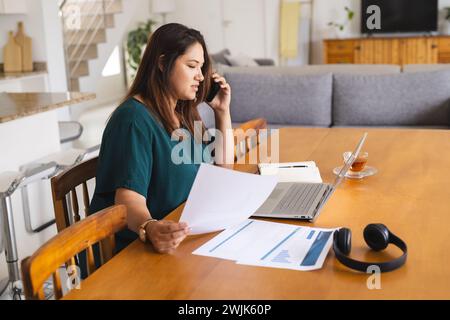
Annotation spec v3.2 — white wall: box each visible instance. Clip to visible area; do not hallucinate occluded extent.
[161,0,224,53]
[165,0,281,62]
[222,0,266,57]
[40,0,68,92]
[264,0,281,65]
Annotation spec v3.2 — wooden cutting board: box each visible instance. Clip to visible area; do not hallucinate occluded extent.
[15,22,33,72]
[3,31,22,73]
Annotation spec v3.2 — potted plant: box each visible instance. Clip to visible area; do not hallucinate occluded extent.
[328,6,354,39]
[124,19,156,87]
[443,7,450,35]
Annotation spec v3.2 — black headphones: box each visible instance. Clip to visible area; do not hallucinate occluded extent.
[333,224,407,273]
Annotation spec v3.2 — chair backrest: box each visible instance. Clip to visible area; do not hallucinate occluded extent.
[21,205,127,300]
[234,118,268,161]
[51,156,98,232]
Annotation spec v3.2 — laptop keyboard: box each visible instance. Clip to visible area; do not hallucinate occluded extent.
[274,184,323,213]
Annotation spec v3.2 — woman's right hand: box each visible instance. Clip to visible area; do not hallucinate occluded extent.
[114,188,190,254]
[146,220,190,254]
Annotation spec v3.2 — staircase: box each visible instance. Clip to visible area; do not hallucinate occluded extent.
[60,0,123,91]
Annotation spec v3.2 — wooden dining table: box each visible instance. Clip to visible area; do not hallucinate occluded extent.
[64,127,450,300]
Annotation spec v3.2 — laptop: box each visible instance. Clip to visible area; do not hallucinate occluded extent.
[252,132,368,222]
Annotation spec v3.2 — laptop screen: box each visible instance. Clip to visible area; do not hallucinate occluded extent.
[331,132,368,189]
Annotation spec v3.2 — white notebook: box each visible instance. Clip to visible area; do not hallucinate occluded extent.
[258,161,323,183]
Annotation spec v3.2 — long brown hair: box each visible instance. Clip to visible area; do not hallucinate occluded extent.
[122,23,212,138]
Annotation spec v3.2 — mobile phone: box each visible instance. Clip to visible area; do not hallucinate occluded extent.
[205,79,221,102]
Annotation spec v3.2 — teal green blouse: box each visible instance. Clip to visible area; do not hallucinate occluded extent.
[90,98,213,250]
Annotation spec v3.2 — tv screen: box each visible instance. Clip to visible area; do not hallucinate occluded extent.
[361,0,438,34]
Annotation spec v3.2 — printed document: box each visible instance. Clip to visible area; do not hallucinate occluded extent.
[180,164,278,235]
[193,219,336,271]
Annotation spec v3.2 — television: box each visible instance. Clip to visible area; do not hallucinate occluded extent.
[361,0,438,34]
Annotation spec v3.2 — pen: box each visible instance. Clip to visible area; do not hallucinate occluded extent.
[278,165,308,168]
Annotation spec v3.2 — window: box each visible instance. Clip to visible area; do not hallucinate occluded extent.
[102,46,121,77]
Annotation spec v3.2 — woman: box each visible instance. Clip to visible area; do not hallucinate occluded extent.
[90,23,234,254]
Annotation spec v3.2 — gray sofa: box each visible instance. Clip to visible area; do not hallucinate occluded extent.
[199,64,450,129]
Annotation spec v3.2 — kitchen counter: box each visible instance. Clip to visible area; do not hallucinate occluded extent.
[0,91,96,172]
[0,70,48,81]
[0,92,96,123]
[0,62,48,81]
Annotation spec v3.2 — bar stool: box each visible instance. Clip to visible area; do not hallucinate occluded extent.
[58,121,83,144]
[29,145,100,171]
[19,146,100,233]
[0,163,58,300]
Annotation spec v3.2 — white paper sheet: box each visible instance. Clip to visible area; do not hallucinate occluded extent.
[179,164,278,235]
[193,219,337,271]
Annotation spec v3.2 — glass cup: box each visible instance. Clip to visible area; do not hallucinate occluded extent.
[343,151,369,172]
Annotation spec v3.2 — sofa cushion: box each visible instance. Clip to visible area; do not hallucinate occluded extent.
[226,72,332,126]
[224,53,259,67]
[333,70,450,126]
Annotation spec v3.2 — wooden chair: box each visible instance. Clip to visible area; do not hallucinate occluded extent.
[21,204,127,300]
[51,156,98,232]
[234,118,268,161]
[51,157,115,279]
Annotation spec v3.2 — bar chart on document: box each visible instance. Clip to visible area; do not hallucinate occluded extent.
[193,220,336,271]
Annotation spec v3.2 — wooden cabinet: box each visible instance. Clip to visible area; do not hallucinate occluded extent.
[398,38,438,64]
[324,36,448,65]
[354,38,401,64]
[0,0,27,14]
[325,40,355,55]
[438,37,450,63]
[323,40,355,64]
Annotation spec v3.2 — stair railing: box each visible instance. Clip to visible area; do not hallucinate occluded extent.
[59,0,116,87]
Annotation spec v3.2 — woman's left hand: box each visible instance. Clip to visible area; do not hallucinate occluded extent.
[206,72,231,114]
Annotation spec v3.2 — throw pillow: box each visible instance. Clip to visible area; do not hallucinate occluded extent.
[210,49,231,66]
[224,53,259,67]
[333,70,450,126]
[225,72,333,126]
